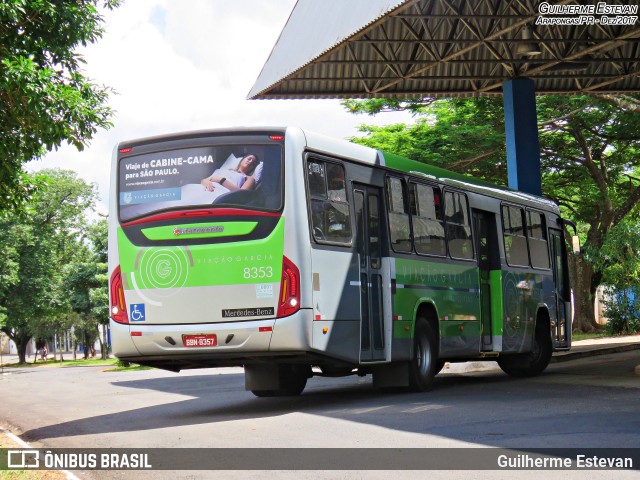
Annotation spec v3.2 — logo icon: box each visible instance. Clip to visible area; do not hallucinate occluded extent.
[8,450,40,469]
[173,226,224,236]
[129,304,146,322]
[156,260,171,279]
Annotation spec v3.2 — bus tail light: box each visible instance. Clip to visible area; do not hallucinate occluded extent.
[277,256,300,317]
[110,266,129,324]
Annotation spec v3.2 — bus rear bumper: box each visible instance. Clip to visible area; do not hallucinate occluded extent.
[109,309,313,367]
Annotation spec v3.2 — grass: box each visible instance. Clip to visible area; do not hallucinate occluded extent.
[572,332,609,341]
[60,357,118,367]
[0,432,66,480]
[0,469,65,480]
[106,364,153,372]
[0,357,117,368]
[0,357,153,371]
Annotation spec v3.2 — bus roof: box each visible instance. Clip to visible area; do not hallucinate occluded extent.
[381,150,497,189]
[379,150,559,212]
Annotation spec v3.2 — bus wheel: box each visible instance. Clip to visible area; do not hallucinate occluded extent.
[250,365,309,397]
[409,317,437,392]
[498,314,552,378]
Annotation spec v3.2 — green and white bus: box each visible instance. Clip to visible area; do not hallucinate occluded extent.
[108,127,572,396]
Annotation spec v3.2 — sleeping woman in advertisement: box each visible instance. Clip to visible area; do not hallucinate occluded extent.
[200,154,261,192]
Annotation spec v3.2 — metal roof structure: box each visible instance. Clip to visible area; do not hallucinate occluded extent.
[249,0,640,99]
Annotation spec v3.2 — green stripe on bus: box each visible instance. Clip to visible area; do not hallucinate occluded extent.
[381,151,502,189]
[489,269,504,351]
[141,222,258,240]
[117,218,285,289]
[394,257,481,339]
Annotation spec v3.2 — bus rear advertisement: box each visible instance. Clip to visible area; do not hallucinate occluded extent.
[108,127,572,396]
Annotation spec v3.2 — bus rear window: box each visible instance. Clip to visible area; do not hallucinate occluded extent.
[118,144,282,221]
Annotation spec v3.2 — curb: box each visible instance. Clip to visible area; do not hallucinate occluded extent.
[551,343,640,363]
[0,427,80,480]
[445,342,640,374]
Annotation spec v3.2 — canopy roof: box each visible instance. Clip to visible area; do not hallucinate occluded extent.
[249,0,640,99]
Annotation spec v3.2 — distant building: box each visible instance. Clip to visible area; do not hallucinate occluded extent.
[0,329,108,359]
[595,286,639,325]
[595,286,611,325]
[0,332,13,354]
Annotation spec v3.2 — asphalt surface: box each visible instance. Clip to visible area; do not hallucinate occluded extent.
[0,335,640,372]
[1,335,639,480]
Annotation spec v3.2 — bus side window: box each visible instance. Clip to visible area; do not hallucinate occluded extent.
[307,159,352,245]
[502,205,529,266]
[410,183,446,256]
[444,191,474,260]
[527,210,550,269]
[386,177,412,253]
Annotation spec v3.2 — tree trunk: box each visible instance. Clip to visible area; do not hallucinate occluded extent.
[568,253,601,332]
[103,324,109,359]
[96,323,107,360]
[17,335,30,364]
[101,325,105,359]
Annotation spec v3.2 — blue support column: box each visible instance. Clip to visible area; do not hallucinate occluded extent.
[502,78,542,196]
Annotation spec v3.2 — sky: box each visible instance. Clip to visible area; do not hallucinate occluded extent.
[27,0,413,215]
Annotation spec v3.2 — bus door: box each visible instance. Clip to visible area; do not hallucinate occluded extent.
[549,228,570,347]
[473,210,500,352]
[353,184,387,362]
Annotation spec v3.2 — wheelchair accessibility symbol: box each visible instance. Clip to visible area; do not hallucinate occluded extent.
[130,303,146,322]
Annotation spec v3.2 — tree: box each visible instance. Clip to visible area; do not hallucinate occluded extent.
[65,219,109,359]
[0,169,98,363]
[344,95,640,332]
[347,97,508,181]
[88,219,110,358]
[0,221,63,362]
[591,220,640,335]
[0,0,120,213]
[537,96,640,331]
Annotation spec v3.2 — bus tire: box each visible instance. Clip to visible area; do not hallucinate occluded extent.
[250,365,309,397]
[498,313,552,378]
[409,317,438,392]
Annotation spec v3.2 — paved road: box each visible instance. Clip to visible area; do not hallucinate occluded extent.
[2,351,640,479]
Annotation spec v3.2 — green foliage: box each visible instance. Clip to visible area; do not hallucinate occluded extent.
[591,221,640,291]
[536,96,640,226]
[602,290,640,335]
[86,220,109,324]
[349,97,509,183]
[67,218,109,356]
[343,98,437,116]
[0,0,120,213]
[0,169,98,361]
[593,222,640,335]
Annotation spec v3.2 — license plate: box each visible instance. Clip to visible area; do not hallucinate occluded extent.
[183,334,217,348]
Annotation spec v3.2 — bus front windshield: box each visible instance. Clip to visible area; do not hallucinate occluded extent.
[118,143,283,222]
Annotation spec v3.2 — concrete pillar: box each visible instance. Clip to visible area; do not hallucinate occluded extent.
[502,78,542,196]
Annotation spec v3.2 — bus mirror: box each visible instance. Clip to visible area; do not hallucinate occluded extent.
[571,235,581,254]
